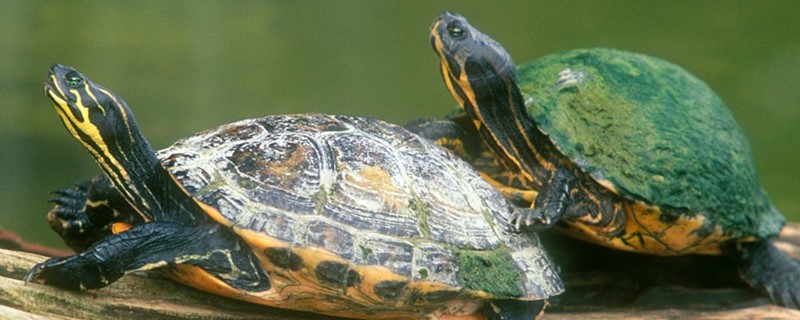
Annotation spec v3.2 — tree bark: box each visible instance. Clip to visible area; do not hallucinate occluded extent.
[1,225,800,319]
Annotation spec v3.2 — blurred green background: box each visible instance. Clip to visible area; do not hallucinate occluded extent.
[1,1,798,249]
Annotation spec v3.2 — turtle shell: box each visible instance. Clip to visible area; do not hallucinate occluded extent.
[157,114,562,318]
[516,48,783,239]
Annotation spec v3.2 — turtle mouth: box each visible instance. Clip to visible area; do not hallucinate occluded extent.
[44,74,70,116]
[44,64,90,130]
[43,68,58,99]
[44,64,71,105]
[429,12,447,33]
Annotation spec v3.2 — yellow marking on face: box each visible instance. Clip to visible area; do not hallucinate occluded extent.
[47,86,145,220]
[96,86,136,143]
[441,61,465,107]
[81,82,105,115]
[433,29,556,186]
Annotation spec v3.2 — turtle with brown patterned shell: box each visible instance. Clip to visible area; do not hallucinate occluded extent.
[410,12,800,308]
[24,64,563,320]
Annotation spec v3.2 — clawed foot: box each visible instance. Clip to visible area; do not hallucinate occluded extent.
[47,182,94,239]
[47,179,122,251]
[23,256,87,290]
[509,207,560,232]
[509,168,571,233]
[24,252,114,290]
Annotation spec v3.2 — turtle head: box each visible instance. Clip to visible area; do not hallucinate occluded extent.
[45,64,141,160]
[430,13,540,180]
[44,64,162,220]
[430,12,517,110]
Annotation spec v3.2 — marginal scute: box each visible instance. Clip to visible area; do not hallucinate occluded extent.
[412,243,459,286]
[454,249,524,298]
[373,280,409,300]
[315,260,360,289]
[263,247,304,271]
[407,289,462,305]
[240,207,297,242]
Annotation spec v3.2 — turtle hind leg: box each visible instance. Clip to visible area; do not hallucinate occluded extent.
[25,221,270,292]
[737,240,800,309]
[481,299,546,320]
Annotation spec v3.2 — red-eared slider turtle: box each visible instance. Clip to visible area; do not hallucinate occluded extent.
[25,64,563,319]
[411,12,800,308]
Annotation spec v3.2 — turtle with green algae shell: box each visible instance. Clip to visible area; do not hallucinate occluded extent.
[410,12,800,308]
[24,64,564,320]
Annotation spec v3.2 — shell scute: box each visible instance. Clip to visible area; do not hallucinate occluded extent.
[353,235,414,277]
[372,279,409,301]
[202,122,267,149]
[411,242,459,286]
[314,260,362,290]
[226,137,322,215]
[300,218,355,260]
[402,146,501,250]
[263,247,304,271]
[322,132,425,237]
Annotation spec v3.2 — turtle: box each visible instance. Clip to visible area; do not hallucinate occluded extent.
[407,11,800,308]
[24,64,564,320]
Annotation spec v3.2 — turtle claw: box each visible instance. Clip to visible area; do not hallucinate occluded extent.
[509,168,572,233]
[48,184,93,238]
[23,257,77,289]
[509,207,559,233]
[23,254,101,291]
[23,262,46,285]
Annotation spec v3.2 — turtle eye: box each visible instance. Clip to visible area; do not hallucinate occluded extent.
[447,22,466,40]
[65,72,83,88]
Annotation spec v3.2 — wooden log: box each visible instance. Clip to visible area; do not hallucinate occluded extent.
[2,225,800,319]
[0,227,72,257]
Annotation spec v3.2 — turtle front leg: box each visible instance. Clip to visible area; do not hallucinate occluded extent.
[48,175,143,252]
[25,221,271,292]
[510,168,572,232]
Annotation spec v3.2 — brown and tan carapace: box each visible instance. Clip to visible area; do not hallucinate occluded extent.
[26,63,563,320]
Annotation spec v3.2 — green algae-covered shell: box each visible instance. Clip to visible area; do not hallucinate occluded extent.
[517,48,783,238]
